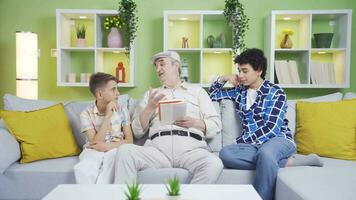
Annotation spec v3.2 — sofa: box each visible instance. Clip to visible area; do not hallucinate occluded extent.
[0,92,356,200]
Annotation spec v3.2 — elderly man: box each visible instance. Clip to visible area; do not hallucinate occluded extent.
[114,51,223,184]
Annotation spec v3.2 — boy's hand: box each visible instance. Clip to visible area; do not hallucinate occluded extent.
[88,141,109,152]
[146,89,165,111]
[221,75,240,87]
[105,100,119,117]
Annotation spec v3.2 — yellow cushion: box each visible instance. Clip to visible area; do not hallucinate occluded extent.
[0,104,80,163]
[295,99,356,160]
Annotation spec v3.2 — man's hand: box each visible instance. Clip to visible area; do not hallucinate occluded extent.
[105,100,119,117]
[221,75,240,87]
[146,89,165,111]
[175,116,205,132]
[88,141,109,152]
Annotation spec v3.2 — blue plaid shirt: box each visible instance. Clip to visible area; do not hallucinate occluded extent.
[208,79,294,146]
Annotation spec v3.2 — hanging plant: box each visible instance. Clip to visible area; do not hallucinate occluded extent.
[223,0,249,55]
[118,0,138,51]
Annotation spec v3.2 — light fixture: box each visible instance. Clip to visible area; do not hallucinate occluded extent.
[317,51,327,54]
[283,17,291,20]
[16,31,38,99]
[180,17,188,20]
[79,16,87,19]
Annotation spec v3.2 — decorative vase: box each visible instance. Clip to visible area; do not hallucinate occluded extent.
[314,33,334,48]
[107,27,123,48]
[76,38,86,47]
[280,34,293,48]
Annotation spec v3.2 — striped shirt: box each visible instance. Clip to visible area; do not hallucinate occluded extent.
[208,79,294,146]
[80,101,130,144]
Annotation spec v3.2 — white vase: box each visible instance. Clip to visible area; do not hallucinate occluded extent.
[107,27,123,48]
[76,38,86,47]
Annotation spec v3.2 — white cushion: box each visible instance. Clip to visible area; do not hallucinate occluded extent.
[343,92,356,100]
[0,119,20,173]
[3,94,56,111]
[286,92,343,136]
[220,100,242,146]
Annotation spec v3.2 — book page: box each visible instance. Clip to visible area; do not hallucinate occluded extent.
[158,99,187,125]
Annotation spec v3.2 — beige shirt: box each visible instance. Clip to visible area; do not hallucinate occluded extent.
[132,82,222,140]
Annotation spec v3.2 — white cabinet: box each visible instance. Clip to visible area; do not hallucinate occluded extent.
[266,10,352,88]
[56,9,135,87]
[164,10,235,87]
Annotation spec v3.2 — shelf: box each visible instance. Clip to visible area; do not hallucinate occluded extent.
[56,9,135,87]
[266,10,351,88]
[164,10,234,86]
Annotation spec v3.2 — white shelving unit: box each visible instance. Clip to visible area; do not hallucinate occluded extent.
[266,10,352,88]
[164,10,235,87]
[56,9,135,87]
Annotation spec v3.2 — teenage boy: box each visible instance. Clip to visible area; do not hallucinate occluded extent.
[208,48,323,200]
[74,72,133,184]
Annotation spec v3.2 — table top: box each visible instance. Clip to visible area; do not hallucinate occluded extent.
[43,184,261,200]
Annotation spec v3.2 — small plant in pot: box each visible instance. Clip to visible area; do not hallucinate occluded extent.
[165,176,181,199]
[76,24,86,47]
[124,182,142,200]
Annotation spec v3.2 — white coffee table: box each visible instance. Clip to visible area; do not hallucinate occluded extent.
[43,184,261,200]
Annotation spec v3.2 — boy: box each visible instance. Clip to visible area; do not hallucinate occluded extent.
[208,48,322,200]
[74,72,133,184]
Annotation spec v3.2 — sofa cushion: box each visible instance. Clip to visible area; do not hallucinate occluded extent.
[63,101,91,148]
[276,157,356,200]
[0,156,77,199]
[295,100,356,160]
[0,120,20,173]
[3,93,56,111]
[344,92,356,100]
[286,92,343,136]
[220,99,242,146]
[0,104,81,163]
[205,101,222,152]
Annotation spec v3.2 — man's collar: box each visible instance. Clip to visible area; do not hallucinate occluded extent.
[162,81,188,90]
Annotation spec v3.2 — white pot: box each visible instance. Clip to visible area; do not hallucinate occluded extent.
[165,195,181,200]
[76,38,86,47]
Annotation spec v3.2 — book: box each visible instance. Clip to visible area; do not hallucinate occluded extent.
[158,99,187,125]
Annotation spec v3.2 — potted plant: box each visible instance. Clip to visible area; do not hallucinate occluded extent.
[104,16,123,48]
[223,0,249,55]
[118,0,138,50]
[124,182,142,200]
[75,24,86,47]
[165,176,181,200]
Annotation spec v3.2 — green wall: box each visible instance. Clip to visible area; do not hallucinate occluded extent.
[0,0,355,108]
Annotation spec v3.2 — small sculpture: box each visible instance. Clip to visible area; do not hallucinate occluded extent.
[182,36,189,48]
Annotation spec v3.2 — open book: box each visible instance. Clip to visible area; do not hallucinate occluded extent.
[158,99,187,125]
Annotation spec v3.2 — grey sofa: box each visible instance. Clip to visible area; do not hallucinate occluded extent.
[1,92,356,200]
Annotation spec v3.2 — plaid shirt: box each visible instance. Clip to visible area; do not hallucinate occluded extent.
[208,79,294,146]
[80,101,130,144]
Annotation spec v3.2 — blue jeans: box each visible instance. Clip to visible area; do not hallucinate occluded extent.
[219,137,296,200]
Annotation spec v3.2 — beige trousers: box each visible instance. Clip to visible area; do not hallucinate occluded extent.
[114,137,223,184]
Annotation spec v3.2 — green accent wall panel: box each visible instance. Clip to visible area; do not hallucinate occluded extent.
[0,0,355,109]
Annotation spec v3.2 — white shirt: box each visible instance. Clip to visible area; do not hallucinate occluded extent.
[246,88,257,110]
[131,82,222,139]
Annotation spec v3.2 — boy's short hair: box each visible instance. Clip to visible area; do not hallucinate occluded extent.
[89,72,118,96]
[234,48,267,79]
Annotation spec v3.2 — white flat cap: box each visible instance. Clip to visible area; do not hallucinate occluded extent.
[151,51,181,64]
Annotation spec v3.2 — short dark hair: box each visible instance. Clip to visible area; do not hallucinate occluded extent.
[234,48,267,79]
[89,72,118,96]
